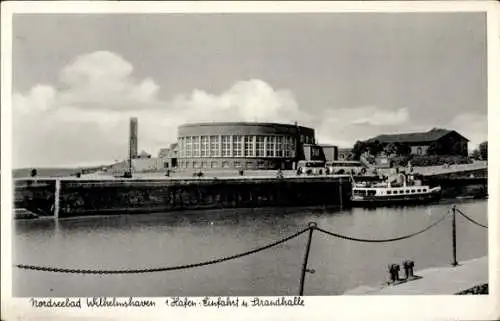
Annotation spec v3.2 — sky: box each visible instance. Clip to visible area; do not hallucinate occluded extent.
[11,13,488,168]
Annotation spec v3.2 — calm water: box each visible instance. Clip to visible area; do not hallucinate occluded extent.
[13,199,488,296]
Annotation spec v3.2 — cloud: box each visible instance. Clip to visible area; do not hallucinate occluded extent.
[447,112,487,150]
[315,106,410,147]
[315,107,488,150]
[13,51,305,168]
[350,107,409,126]
[12,50,488,167]
[170,79,304,124]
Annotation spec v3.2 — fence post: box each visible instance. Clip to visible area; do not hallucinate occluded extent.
[451,205,458,266]
[54,179,61,219]
[299,222,316,296]
[339,177,343,210]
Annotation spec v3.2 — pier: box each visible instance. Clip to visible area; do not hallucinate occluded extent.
[13,162,489,218]
[14,175,353,218]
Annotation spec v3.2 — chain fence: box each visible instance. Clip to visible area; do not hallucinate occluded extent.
[455,207,488,229]
[15,205,476,274]
[16,226,310,274]
[314,208,449,243]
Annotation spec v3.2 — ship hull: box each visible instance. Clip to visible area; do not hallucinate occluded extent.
[350,190,442,207]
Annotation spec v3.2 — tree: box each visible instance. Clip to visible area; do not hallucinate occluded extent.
[351,140,368,160]
[479,141,487,160]
[366,140,384,156]
[471,148,481,160]
[384,143,398,155]
[30,169,37,177]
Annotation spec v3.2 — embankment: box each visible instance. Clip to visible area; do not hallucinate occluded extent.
[14,176,352,218]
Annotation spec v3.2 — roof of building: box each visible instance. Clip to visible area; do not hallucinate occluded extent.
[368,128,469,144]
[178,121,313,130]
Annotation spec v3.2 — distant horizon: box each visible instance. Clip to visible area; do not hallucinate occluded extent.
[11,124,485,170]
[12,13,487,168]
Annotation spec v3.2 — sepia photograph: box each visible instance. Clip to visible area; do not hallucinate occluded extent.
[1,1,499,320]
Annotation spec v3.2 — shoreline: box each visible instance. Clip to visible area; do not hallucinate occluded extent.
[343,256,488,295]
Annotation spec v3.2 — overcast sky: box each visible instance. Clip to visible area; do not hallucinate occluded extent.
[12,13,487,168]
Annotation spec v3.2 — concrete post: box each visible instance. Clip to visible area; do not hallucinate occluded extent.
[299,222,316,296]
[54,179,61,219]
[451,205,458,266]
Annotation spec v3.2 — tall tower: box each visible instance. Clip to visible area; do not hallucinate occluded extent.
[129,117,138,159]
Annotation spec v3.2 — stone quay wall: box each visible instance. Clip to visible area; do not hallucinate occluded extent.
[14,176,352,218]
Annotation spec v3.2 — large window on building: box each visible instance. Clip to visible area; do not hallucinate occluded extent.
[192,136,200,157]
[177,138,183,158]
[233,135,243,157]
[221,135,231,157]
[244,136,254,157]
[209,135,220,157]
[185,136,192,157]
[284,136,295,158]
[266,136,275,157]
[200,136,209,157]
[276,136,283,157]
[256,136,265,157]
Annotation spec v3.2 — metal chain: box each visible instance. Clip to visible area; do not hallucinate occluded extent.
[17,205,483,275]
[456,208,488,229]
[16,227,310,274]
[314,209,449,243]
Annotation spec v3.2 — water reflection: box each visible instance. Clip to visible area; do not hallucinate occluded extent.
[13,199,488,297]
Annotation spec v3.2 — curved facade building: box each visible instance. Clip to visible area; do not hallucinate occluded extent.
[177,122,316,170]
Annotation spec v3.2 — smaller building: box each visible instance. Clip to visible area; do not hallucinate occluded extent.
[157,143,179,168]
[338,148,354,160]
[374,154,391,168]
[368,128,469,157]
[302,144,324,162]
[318,144,339,162]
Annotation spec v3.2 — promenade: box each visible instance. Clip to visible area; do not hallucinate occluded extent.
[13,160,487,181]
[81,160,489,179]
[375,161,487,177]
[343,256,488,295]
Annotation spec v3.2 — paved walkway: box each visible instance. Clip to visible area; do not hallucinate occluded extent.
[344,256,488,295]
[375,161,487,177]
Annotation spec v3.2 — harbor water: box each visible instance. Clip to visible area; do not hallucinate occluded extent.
[13,199,488,296]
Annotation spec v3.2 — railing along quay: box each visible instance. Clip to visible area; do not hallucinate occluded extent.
[15,205,488,295]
